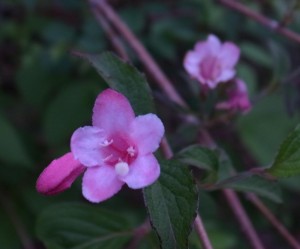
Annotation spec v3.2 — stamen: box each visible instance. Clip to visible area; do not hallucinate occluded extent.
[100,139,113,147]
[127,146,135,157]
[115,162,129,176]
[103,154,113,162]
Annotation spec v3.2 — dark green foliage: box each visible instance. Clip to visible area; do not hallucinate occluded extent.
[143,160,198,249]
[36,203,132,249]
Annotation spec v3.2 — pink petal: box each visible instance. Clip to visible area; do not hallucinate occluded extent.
[92,89,135,135]
[218,42,240,68]
[129,114,164,155]
[71,126,106,167]
[205,34,221,53]
[120,154,160,189]
[205,79,219,89]
[183,51,202,78]
[216,69,236,83]
[235,78,248,93]
[82,165,124,203]
[36,152,85,195]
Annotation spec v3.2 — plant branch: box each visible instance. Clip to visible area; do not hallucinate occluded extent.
[194,215,214,249]
[223,190,265,249]
[90,0,188,108]
[90,2,269,248]
[125,219,152,249]
[89,3,129,61]
[216,0,300,44]
[89,2,213,248]
[246,193,300,249]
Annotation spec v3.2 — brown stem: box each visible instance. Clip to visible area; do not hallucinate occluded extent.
[125,220,152,249]
[160,137,173,159]
[198,129,266,249]
[247,193,300,249]
[90,4,129,61]
[90,0,188,108]
[194,215,214,249]
[89,1,263,248]
[223,190,265,249]
[216,0,300,44]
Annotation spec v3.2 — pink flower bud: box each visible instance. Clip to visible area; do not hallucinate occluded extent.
[216,79,252,113]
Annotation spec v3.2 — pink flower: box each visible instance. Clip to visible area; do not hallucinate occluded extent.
[36,89,164,203]
[184,34,240,89]
[216,79,252,113]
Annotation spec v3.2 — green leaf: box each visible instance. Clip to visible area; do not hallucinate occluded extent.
[240,42,273,68]
[237,94,299,166]
[268,124,300,178]
[36,203,132,249]
[210,172,282,203]
[143,159,198,249]
[77,52,155,115]
[175,145,219,172]
[0,114,32,168]
[175,145,220,183]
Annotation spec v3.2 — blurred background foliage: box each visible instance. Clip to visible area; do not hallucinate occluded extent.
[1,0,300,248]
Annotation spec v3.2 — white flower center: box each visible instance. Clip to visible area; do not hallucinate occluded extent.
[115,161,129,176]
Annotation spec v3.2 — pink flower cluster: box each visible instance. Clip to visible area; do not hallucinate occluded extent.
[184,34,251,113]
[36,89,164,203]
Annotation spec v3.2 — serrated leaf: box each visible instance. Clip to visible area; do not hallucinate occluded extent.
[210,172,282,203]
[0,114,32,168]
[143,159,198,249]
[268,124,300,178]
[36,203,132,249]
[175,145,219,171]
[77,52,155,115]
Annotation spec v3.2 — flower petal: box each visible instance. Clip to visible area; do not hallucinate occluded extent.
[129,114,164,155]
[71,126,106,167]
[216,69,236,83]
[36,152,85,195]
[82,165,124,203]
[205,34,221,53]
[92,89,135,135]
[120,154,160,189]
[218,42,240,68]
[183,51,202,77]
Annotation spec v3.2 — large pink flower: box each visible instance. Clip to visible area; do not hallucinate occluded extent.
[36,89,164,203]
[184,34,240,89]
[216,79,252,113]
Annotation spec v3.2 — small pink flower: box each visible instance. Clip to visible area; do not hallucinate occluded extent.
[36,89,165,203]
[184,34,240,89]
[216,79,252,113]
